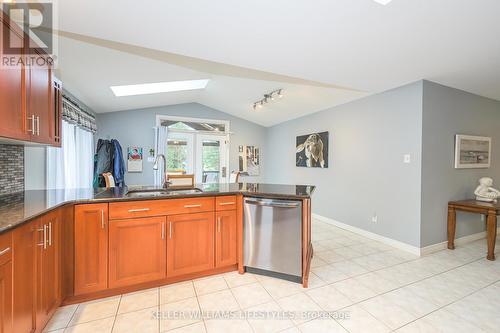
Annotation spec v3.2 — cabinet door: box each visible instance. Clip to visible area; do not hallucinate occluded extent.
[215,210,237,268]
[36,211,61,331]
[13,222,36,333]
[0,260,13,333]
[109,217,166,288]
[74,204,108,295]
[167,212,214,277]
[0,19,29,141]
[27,58,53,144]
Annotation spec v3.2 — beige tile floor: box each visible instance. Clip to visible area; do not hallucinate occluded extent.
[44,220,500,333]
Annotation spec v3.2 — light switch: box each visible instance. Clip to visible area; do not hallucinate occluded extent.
[403,154,411,163]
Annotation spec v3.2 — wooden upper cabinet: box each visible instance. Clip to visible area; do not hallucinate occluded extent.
[36,210,61,332]
[12,222,36,333]
[74,204,108,295]
[27,59,53,144]
[0,12,61,146]
[215,210,237,268]
[0,18,29,142]
[167,212,215,277]
[109,217,166,289]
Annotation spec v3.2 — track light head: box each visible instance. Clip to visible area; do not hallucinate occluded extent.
[252,89,284,111]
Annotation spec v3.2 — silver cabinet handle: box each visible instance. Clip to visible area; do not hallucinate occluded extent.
[37,225,47,249]
[0,247,11,256]
[161,222,165,240]
[27,115,35,134]
[128,208,151,212]
[36,227,44,247]
[36,116,40,136]
[48,222,52,246]
[169,222,172,239]
[101,209,105,229]
[219,202,235,206]
[217,216,221,233]
[184,204,201,208]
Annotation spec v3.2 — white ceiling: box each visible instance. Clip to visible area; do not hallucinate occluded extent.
[56,0,500,126]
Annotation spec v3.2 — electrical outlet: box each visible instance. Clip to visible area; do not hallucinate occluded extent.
[403,154,411,163]
[372,215,378,223]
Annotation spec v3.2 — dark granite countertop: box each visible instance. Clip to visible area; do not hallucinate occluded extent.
[0,183,315,234]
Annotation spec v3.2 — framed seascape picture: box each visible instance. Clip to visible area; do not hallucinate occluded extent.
[454,135,491,169]
[296,132,329,168]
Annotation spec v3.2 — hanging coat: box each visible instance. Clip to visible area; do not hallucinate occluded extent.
[93,139,113,187]
[111,139,125,186]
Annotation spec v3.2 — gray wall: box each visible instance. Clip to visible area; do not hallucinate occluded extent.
[24,146,46,190]
[96,103,267,185]
[264,82,423,247]
[421,81,500,247]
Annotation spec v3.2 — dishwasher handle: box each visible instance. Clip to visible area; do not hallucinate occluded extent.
[244,199,300,208]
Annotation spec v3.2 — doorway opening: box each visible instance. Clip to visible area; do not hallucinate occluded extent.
[157,116,230,184]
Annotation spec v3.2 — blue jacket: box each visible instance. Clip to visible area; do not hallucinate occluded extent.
[111,139,125,186]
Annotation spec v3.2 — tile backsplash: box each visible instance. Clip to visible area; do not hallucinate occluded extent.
[0,144,24,195]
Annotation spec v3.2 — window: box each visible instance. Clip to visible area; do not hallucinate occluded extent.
[201,139,221,183]
[155,116,229,184]
[166,139,190,173]
[47,120,94,189]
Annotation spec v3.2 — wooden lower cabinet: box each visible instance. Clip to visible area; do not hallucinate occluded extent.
[13,222,36,333]
[74,204,108,295]
[167,212,215,277]
[109,217,167,288]
[215,210,238,267]
[0,232,13,333]
[1,197,242,331]
[35,210,61,332]
[0,259,13,333]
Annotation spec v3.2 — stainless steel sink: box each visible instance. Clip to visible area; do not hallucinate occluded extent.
[125,190,170,198]
[125,188,203,198]
[164,188,204,195]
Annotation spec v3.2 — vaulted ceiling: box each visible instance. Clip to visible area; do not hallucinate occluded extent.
[56,0,500,126]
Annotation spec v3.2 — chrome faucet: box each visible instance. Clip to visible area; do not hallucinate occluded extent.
[152,154,171,188]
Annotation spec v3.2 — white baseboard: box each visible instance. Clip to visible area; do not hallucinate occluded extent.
[312,213,500,257]
[312,213,422,256]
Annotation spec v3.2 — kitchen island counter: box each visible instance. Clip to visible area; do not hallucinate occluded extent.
[0,183,315,234]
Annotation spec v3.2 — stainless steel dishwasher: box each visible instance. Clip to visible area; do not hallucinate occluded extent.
[243,197,302,283]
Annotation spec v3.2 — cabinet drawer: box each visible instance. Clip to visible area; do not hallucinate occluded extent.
[215,196,237,211]
[109,197,215,219]
[0,231,12,265]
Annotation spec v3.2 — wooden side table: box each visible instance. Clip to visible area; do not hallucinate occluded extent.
[448,200,498,260]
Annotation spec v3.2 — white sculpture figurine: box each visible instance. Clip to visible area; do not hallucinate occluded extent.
[474,177,500,202]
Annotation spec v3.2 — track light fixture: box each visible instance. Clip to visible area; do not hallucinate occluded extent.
[253,89,284,110]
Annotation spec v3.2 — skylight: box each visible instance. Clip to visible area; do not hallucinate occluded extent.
[110,79,210,97]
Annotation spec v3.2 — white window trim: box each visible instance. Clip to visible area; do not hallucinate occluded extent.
[156,115,231,183]
[155,115,231,136]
